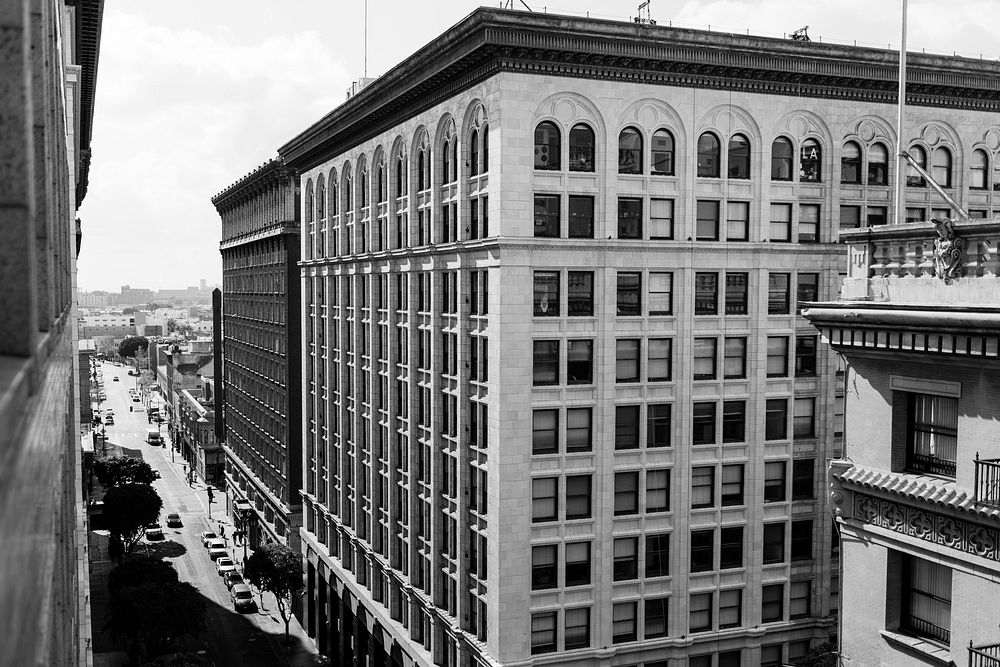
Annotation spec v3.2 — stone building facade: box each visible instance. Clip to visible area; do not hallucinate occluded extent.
[212,158,303,552]
[277,8,1000,667]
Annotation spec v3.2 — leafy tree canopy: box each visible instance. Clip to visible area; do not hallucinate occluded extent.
[108,558,178,596]
[105,579,206,663]
[95,456,156,489]
[118,336,149,359]
[791,641,839,667]
[244,542,303,644]
[104,483,162,553]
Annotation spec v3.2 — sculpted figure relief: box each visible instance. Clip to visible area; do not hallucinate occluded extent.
[932,217,964,283]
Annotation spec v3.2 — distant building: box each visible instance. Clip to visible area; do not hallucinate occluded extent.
[178,381,224,487]
[154,340,215,472]
[78,290,116,308]
[78,339,96,425]
[79,314,136,338]
[119,284,156,306]
[212,157,303,555]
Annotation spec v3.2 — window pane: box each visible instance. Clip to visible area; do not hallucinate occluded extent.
[769,203,791,242]
[768,273,790,314]
[650,198,674,239]
[728,134,750,179]
[695,273,718,315]
[651,129,675,175]
[908,393,958,477]
[645,533,670,577]
[617,272,641,316]
[794,397,816,438]
[771,137,793,181]
[869,143,888,185]
[693,337,717,380]
[615,405,640,449]
[725,273,748,314]
[647,404,671,448]
[533,271,560,317]
[726,201,749,241]
[648,338,672,381]
[618,127,643,174]
[842,141,861,184]
[531,478,557,521]
[565,541,590,585]
[534,122,560,171]
[689,592,713,632]
[531,611,557,653]
[532,340,559,386]
[691,466,714,509]
[795,336,817,376]
[565,607,591,649]
[696,200,720,240]
[646,469,670,512]
[614,472,639,515]
[533,194,560,237]
[765,398,788,440]
[840,205,861,229]
[566,408,592,452]
[763,523,785,564]
[799,204,820,242]
[618,198,642,239]
[764,461,786,502]
[766,336,788,377]
[567,271,593,316]
[697,133,720,177]
[720,589,742,628]
[800,139,822,182]
[566,340,593,385]
[649,272,673,315]
[566,474,591,519]
[722,400,746,443]
[721,463,744,506]
[568,195,594,238]
[568,124,594,172]
[531,409,558,454]
[692,402,716,445]
[723,337,746,379]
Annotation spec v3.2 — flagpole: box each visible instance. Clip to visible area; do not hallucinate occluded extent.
[894,0,908,225]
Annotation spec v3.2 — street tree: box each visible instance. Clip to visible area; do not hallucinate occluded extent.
[106,577,206,664]
[103,483,162,554]
[94,456,156,488]
[118,336,149,359]
[243,542,303,645]
[790,641,838,667]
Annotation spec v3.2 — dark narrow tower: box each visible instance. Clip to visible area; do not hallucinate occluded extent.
[212,287,224,442]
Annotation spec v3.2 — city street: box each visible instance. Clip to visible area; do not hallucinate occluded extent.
[89,361,318,667]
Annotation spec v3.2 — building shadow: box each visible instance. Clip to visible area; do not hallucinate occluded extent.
[142,539,187,560]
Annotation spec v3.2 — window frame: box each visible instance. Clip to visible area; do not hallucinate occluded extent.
[533,193,560,238]
[568,123,595,173]
[534,121,561,171]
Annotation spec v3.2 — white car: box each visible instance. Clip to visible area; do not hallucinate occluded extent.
[104,408,114,416]
[207,539,228,560]
[231,583,254,611]
[216,557,236,577]
[144,523,163,540]
[201,531,218,546]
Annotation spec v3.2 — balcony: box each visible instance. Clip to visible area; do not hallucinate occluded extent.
[969,642,1000,667]
[975,456,1000,509]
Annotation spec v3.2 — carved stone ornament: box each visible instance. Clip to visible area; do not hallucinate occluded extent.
[932,217,964,283]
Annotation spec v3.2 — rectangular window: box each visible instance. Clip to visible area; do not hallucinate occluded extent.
[617,272,641,316]
[906,206,926,224]
[646,533,670,579]
[721,464,744,507]
[724,273,748,314]
[531,545,557,589]
[615,339,640,383]
[693,337,717,380]
[901,554,952,644]
[533,271,560,317]
[613,537,638,581]
[722,400,746,443]
[766,336,788,378]
[648,338,672,381]
[768,273,791,314]
[723,337,746,378]
[531,477,557,522]
[797,273,819,312]
[566,408,592,452]
[650,198,674,239]
[566,474,592,519]
[689,592,713,632]
[645,598,669,639]
[532,340,559,386]
[614,471,639,516]
[868,206,888,227]
[762,583,784,622]
[719,589,742,628]
[790,581,811,618]
[695,272,718,315]
[764,461,787,503]
[565,541,591,586]
[792,459,815,500]
[761,644,783,667]
[726,201,749,241]
[696,200,720,240]
[795,335,817,376]
[692,402,716,445]
[799,204,820,242]
[763,523,785,564]
[720,526,743,569]
[647,403,671,448]
[646,469,670,513]
[614,405,640,450]
[533,194,560,238]
[612,602,637,643]
[791,519,813,562]
[531,409,558,455]
[567,271,594,316]
[649,272,673,315]
[564,607,591,649]
[907,393,958,478]
[568,195,594,238]
[840,204,861,229]
[793,397,816,438]
[691,466,715,509]
[769,203,791,242]
[566,340,593,385]
[618,197,642,239]
[690,529,714,572]
[530,612,557,654]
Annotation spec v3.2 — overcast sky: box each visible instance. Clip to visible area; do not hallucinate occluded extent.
[76,0,1000,292]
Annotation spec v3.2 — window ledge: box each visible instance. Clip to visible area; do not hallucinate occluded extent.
[879,629,951,664]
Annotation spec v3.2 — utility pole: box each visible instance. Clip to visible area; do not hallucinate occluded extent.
[207,485,214,519]
[894,0,908,225]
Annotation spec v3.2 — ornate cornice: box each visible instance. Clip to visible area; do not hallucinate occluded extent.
[279,8,1000,172]
[219,222,300,251]
[211,157,295,212]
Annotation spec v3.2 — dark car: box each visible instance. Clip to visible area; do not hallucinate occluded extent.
[165,513,181,527]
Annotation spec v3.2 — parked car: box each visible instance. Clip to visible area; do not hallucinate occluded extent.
[224,571,245,590]
[104,415,115,426]
[112,376,119,382]
[104,408,114,416]
[201,531,218,546]
[131,396,140,402]
[144,523,163,540]
[231,584,254,611]
[207,539,228,560]
[151,470,161,480]
[165,513,182,527]
[216,557,236,577]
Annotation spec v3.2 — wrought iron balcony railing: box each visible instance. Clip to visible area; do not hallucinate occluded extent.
[974,455,1000,510]
[969,642,1000,667]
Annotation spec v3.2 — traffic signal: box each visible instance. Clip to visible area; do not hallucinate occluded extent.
[207,486,214,502]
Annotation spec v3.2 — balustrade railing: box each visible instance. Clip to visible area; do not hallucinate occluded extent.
[974,455,1000,509]
[969,642,1000,667]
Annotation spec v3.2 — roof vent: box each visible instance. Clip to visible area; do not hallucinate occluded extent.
[346,77,377,101]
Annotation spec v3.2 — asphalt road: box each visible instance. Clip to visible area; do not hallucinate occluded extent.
[94,361,305,666]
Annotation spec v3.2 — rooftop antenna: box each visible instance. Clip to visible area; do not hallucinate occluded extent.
[791,25,811,41]
[634,0,656,25]
[894,0,907,224]
[502,0,533,10]
[364,0,368,77]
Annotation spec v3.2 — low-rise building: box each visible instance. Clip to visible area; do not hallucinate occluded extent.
[178,382,224,487]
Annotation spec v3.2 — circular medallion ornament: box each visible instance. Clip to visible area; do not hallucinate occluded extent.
[555,100,575,123]
[923,126,941,146]
[986,129,1000,151]
[859,121,876,142]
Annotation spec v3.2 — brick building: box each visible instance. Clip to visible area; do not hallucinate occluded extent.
[212,158,303,553]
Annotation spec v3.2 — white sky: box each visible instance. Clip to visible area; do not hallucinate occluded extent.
[76,0,1000,292]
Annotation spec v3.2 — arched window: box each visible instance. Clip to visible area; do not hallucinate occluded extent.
[932,147,952,188]
[482,125,489,174]
[330,180,338,216]
[395,158,405,197]
[305,180,314,222]
[868,143,888,185]
[377,164,386,203]
[771,137,793,181]
[841,141,862,184]
[442,140,450,183]
[534,121,561,170]
[727,134,750,179]
[470,130,479,177]
[569,123,595,172]
[344,174,352,212]
[697,132,721,178]
[651,129,674,176]
[360,170,369,207]
[618,127,643,174]
[417,150,426,190]
[800,139,822,182]
[970,149,988,190]
[907,145,926,187]
[316,176,325,219]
